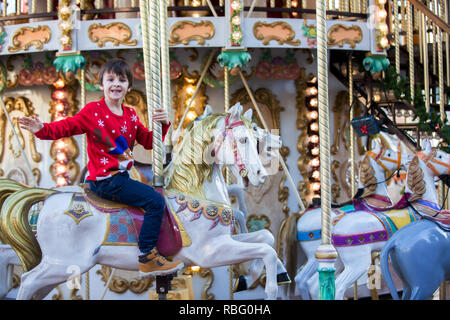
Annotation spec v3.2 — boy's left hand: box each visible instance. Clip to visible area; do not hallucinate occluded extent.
[152,108,169,125]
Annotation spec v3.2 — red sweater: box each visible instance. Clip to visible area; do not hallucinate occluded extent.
[35,98,170,181]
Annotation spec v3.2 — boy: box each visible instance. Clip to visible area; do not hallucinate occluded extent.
[18,58,183,277]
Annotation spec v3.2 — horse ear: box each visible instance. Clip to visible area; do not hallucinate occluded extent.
[397,140,402,153]
[424,139,432,153]
[243,108,253,121]
[371,138,380,153]
[203,105,212,117]
[229,102,243,122]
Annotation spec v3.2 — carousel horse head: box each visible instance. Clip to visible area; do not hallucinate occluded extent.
[357,137,411,198]
[214,103,268,188]
[166,102,267,197]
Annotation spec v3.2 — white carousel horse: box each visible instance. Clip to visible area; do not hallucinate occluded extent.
[0,103,286,300]
[285,138,412,299]
[331,141,448,300]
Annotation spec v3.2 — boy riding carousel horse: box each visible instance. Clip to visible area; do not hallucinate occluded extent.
[18,58,184,277]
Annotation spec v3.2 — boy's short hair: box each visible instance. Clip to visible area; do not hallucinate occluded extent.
[98,58,133,88]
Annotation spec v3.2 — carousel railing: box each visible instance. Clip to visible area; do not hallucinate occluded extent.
[0,0,372,24]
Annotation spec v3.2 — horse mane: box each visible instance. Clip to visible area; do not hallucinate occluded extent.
[407,155,426,203]
[166,113,224,199]
[359,154,377,198]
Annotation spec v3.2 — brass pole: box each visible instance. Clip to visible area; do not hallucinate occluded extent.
[160,0,172,153]
[315,0,338,300]
[421,13,430,113]
[407,2,414,103]
[393,0,401,75]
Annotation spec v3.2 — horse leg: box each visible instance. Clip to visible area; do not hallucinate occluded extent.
[334,246,372,300]
[196,236,279,300]
[295,259,318,300]
[17,258,94,300]
[232,230,288,285]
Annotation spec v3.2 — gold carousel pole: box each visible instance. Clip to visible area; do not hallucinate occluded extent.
[407,1,414,103]
[349,56,358,300]
[149,0,164,187]
[421,12,430,114]
[224,62,233,301]
[437,0,447,300]
[393,0,401,75]
[160,0,172,156]
[314,0,338,300]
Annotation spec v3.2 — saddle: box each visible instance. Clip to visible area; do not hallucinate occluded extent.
[80,183,185,257]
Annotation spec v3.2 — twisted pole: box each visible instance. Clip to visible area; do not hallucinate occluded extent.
[160,0,172,154]
[314,0,337,300]
[407,2,414,103]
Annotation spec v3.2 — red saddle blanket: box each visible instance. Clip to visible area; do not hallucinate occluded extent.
[82,185,183,257]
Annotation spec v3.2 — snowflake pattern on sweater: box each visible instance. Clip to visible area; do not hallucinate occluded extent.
[35,97,170,181]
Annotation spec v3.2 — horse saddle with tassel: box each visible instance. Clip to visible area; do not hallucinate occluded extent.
[78,184,189,257]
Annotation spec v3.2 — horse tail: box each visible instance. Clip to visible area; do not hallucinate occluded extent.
[0,187,59,272]
[0,179,28,243]
[380,238,400,300]
[284,211,300,292]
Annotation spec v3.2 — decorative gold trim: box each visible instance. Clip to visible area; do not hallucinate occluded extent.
[88,22,138,48]
[168,20,215,46]
[8,25,51,53]
[327,24,363,49]
[253,21,300,46]
[97,266,154,294]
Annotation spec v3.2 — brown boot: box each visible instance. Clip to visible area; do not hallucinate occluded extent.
[139,248,184,277]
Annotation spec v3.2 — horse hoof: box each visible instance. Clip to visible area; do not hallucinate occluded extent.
[277,272,291,285]
[233,275,248,292]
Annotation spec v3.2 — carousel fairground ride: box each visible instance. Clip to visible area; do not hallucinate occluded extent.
[0,0,448,301]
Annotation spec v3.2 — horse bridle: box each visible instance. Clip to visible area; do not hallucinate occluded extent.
[214,114,250,178]
[367,147,402,172]
[417,150,450,176]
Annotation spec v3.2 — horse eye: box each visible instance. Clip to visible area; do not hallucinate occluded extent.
[239,137,248,144]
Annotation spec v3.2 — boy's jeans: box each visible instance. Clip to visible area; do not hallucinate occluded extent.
[88,171,165,254]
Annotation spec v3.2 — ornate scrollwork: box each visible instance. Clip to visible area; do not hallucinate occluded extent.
[169,20,215,46]
[88,22,137,48]
[1,96,41,164]
[8,25,51,53]
[97,266,154,294]
[327,24,363,49]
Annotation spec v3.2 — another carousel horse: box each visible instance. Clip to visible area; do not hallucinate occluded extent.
[331,141,448,300]
[380,148,450,300]
[285,138,412,299]
[0,103,286,300]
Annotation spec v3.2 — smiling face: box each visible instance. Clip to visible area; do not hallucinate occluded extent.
[99,71,131,103]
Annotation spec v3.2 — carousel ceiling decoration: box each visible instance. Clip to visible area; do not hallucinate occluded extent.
[7,25,52,53]
[88,22,138,48]
[327,24,363,49]
[253,21,300,46]
[168,20,215,46]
